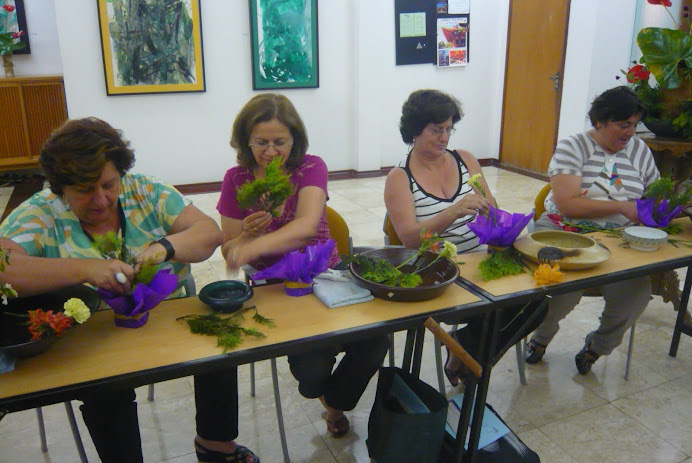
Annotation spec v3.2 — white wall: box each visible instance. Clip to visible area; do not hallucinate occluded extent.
[9,0,62,76]
[11,1,636,184]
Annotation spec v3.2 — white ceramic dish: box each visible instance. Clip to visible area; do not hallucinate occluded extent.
[623,226,668,252]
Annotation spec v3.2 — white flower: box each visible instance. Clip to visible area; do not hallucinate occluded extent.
[440,241,457,259]
[63,298,91,324]
[1,294,6,305]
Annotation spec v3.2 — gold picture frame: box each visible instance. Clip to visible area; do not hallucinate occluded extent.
[97,0,205,96]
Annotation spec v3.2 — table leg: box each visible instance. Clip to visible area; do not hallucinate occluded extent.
[670,265,692,357]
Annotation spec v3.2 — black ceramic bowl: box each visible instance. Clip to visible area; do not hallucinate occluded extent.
[0,285,101,358]
[199,280,254,313]
[349,248,459,302]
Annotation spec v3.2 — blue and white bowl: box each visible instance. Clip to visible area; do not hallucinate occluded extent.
[623,226,668,252]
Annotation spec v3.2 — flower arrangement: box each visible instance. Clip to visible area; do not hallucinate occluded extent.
[0,247,17,305]
[236,156,294,216]
[345,231,456,288]
[93,232,177,328]
[5,297,91,342]
[466,174,533,281]
[619,0,692,138]
[636,177,692,228]
[0,3,25,56]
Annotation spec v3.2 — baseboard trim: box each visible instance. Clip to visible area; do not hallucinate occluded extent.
[496,164,549,182]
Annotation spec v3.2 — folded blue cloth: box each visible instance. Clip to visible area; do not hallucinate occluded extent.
[0,351,15,374]
[313,272,374,308]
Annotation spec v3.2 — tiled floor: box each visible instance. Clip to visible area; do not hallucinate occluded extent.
[2,167,692,462]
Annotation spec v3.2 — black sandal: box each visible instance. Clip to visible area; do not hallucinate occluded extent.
[326,414,350,438]
[194,440,260,463]
[525,339,547,364]
[444,332,471,386]
[575,343,600,375]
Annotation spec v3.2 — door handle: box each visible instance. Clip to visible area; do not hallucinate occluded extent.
[548,72,560,90]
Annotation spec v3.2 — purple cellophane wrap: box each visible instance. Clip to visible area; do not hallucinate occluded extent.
[636,198,682,228]
[251,240,336,296]
[98,268,178,328]
[467,205,533,248]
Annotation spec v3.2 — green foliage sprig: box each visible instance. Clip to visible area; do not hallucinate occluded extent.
[645,177,692,209]
[478,248,525,281]
[178,305,275,352]
[344,231,457,288]
[92,231,160,286]
[237,157,294,216]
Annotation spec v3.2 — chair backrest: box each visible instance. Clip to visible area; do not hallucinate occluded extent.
[325,205,352,255]
[383,214,403,246]
[182,275,197,296]
[534,183,552,221]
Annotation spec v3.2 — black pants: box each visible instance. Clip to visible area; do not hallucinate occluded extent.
[79,367,238,463]
[288,334,390,411]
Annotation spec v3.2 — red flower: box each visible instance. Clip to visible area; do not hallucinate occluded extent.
[647,0,672,5]
[2,4,15,12]
[626,64,651,84]
[546,214,580,233]
[10,30,23,39]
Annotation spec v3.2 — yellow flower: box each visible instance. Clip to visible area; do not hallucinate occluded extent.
[467,173,485,196]
[63,298,91,324]
[440,241,457,259]
[533,263,563,286]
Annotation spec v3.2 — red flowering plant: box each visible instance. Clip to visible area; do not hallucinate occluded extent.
[0,3,26,56]
[622,0,692,138]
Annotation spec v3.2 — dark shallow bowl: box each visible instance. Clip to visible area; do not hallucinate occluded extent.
[349,248,459,302]
[199,280,254,313]
[0,285,101,358]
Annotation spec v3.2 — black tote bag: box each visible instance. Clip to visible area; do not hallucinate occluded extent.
[366,367,448,463]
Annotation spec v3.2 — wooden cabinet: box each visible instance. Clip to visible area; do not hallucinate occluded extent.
[0,75,67,170]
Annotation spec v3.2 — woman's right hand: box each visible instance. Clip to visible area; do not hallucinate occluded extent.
[242,211,272,236]
[452,193,491,218]
[618,201,640,223]
[82,259,135,295]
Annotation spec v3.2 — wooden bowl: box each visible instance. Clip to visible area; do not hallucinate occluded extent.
[349,248,459,302]
[513,230,611,270]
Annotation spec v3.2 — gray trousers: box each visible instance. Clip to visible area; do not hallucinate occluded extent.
[531,215,652,355]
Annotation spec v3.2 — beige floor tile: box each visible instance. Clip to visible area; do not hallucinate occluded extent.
[516,428,578,463]
[611,373,692,455]
[540,404,687,463]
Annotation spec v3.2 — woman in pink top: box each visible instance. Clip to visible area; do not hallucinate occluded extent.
[218,93,389,438]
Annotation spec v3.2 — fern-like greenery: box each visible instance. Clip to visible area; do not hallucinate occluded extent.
[178,306,276,352]
[92,232,161,287]
[236,157,294,216]
[478,249,525,281]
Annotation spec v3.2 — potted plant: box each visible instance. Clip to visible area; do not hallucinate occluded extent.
[628,0,692,138]
[0,3,26,78]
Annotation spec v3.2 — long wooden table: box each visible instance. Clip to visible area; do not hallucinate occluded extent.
[0,281,486,414]
[453,219,692,463]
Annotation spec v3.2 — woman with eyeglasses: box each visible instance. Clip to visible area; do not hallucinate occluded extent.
[218,93,389,439]
[385,89,493,252]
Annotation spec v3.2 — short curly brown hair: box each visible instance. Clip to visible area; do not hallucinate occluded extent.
[39,118,135,195]
[230,93,308,171]
[399,89,464,144]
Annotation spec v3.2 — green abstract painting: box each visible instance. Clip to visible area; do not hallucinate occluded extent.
[250,0,319,89]
[98,0,205,95]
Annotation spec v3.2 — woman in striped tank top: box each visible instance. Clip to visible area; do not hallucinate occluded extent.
[384,89,493,253]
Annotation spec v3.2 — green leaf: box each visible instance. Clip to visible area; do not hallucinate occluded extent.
[638,28,692,89]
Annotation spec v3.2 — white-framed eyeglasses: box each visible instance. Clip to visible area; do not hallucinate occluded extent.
[248,138,293,151]
[427,126,456,137]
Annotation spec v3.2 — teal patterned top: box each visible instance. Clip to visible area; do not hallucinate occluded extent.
[0,173,192,294]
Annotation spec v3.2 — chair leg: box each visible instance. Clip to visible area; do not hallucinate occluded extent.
[147,384,155,402]
[64,401,89,463]
[36,407,47,452]
[270,359,290,462]
[388,333,395,367]
[516,338,527,385]
[434,336,446,394]
[625,322,636,380]
[250,362,256,398]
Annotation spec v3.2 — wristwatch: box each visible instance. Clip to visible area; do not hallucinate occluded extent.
[155,237,175,262]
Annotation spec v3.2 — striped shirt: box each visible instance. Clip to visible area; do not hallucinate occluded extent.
[398,149,481,253]
[544,133,659,228]
[0,173,192,295]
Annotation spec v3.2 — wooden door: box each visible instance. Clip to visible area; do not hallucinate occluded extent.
[499,0,570,175]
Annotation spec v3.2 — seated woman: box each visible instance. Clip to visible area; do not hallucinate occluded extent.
[385,89,500,386]
[219,93,389,438]
[0,118,258,463]
[526,86,659,374]
[384,89,492,251]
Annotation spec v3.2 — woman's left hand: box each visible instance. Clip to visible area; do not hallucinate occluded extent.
[243,211,272,236]
[225,238,258,271]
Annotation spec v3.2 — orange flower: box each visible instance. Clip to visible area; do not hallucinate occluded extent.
[49,312,73,336]
[26,309,73,340]
[421,231,434,241]
[430,241,440,253]
[533,263,563,285]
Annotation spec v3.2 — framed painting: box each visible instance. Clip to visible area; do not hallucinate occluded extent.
[5,0,30,55]
[249,0,319,90]
[97,0,205,96]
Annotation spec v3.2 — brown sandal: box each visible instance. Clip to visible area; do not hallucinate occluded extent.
[326,414,350,438]
[525,339,547,364]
